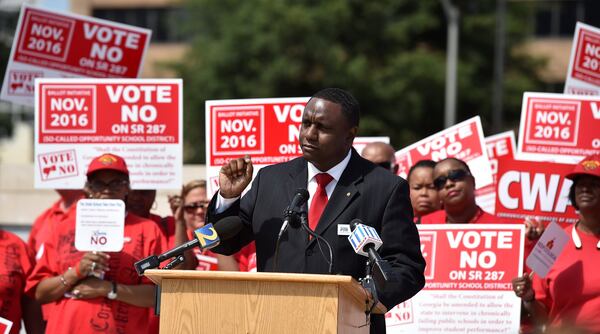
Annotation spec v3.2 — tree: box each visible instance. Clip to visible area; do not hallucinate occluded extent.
[176,0,545,162]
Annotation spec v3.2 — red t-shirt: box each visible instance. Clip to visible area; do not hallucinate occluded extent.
[420,208,498,224]
[237,242,257,272]
[149,214,176,248]
[532,224,600,332]
[25,212,166,334]
[186,230,220,271]
[0,230,35,334]
[28,199,77,257]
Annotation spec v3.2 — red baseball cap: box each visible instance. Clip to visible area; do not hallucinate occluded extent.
[565,154,600,180]
[86,153,129,177]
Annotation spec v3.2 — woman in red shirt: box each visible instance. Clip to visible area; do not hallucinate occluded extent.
[180,180,239,271]
[26,153,166,334]
[512,154,600,333]
[407,159,441,223]
[420,158,496,224]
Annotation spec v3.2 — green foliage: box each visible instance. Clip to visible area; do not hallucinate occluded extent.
[177,0,544,162]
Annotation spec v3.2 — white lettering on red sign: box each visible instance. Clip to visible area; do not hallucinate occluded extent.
[415,125,473,160]
[83,23,141,63]
[497,171,573,212]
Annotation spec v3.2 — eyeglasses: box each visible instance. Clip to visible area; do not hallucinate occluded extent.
[88,179,129,192]
[183,201,209,213]
[433,169,471,190]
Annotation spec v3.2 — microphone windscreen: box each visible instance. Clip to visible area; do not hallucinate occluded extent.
[193,223,221,249]
[212,216,244,240]
[348,223,383,257]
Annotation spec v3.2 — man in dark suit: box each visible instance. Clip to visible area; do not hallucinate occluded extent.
[208,88,425,333]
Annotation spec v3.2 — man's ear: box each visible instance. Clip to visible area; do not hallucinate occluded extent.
[347,126,358,144]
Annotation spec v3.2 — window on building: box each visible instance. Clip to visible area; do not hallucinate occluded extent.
[93,7,189,43]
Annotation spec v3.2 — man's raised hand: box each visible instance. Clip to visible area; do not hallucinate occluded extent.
[219,155,253,198]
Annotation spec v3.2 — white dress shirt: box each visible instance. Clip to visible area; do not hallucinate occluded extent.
[216,150,352,212]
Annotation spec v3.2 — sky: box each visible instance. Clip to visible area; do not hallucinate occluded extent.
[36,0,68,11]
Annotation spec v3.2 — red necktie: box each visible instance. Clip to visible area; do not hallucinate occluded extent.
[309,173,333,231]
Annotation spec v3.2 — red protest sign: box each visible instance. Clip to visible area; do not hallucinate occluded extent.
[475,131,516,214]
[206,98,308,195]
[395,116,493,189]
[1,4,151,106]
[565,22,600,95]
[385,225,524,333]
[517,92,600,163]
[35,79,182,189]
[419,225,523,291]
[207,98,308,166]
[495,157,578,224]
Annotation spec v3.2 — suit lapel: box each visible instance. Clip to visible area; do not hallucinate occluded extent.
[285,159,308,202]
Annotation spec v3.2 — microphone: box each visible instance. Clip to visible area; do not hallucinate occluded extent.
[348,219,392,290]
[273,189,309,271]
[279,188,309,234]
[134,216,243,275]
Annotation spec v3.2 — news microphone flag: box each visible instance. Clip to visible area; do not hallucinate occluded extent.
[194,223,220,249]
[348,223,382,257]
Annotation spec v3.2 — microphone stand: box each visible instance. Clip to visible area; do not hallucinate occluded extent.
[273,207,298,272]
[299,212,334,274]
[360,259,379,317]
[162,254,185,270]
[154,254,186,316]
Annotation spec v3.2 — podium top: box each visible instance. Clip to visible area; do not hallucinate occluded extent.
[145,270,387,314]
[144,269,360,286]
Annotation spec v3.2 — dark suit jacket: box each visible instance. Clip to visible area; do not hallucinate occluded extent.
[208,149,425,333]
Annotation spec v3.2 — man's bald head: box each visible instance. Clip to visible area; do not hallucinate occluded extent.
[361,142,398,173]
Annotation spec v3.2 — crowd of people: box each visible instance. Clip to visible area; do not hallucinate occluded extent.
[0,88,598,334]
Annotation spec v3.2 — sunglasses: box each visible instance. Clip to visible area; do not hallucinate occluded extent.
[183,201,209,213]
[88,179,129,192]
[433,169,471,190]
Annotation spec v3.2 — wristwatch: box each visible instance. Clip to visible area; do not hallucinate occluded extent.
[107,281,118,300]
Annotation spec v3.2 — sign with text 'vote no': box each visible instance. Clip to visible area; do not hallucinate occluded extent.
[35,78,182,190]
[1,4,151,106]
[395,116,493,189]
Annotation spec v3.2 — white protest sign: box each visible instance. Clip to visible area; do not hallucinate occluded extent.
[34,78,183,190]
[564,22,600,96]
[1,4,151,106]
[386,224,524,333]
[75,199,125,252]
[395,116,493,189]
[526,221,569,278]
[0,317,12,334]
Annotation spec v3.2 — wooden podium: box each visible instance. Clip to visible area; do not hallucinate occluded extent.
[145,270,386,334]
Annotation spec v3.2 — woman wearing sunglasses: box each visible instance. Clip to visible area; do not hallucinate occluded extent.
[25,153,166,334]
[179,180,239,271]
[511,154,600,333]
[421,158,497,224]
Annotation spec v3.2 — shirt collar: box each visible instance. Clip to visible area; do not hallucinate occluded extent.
[307,150,352,183]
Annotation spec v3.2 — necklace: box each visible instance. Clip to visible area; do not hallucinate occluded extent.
[571,221,600,250]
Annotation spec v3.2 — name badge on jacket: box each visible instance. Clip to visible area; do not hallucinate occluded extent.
[337,224,351,236]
